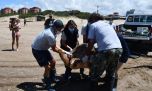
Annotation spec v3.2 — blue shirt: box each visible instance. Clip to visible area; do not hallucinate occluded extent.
[88,20,122,51]
[32,28,56,50]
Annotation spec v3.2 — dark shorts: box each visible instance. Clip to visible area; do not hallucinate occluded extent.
[32,48,53,67]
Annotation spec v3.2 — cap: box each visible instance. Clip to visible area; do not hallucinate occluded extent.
[53,20,64,28]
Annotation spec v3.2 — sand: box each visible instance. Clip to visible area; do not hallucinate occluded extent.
[0,16,152,91]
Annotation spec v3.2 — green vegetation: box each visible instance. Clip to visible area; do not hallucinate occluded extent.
[40,10,55,15]
[54,11,70,17]
[75,12,90,19]
[19,13,38,18]
[40,10,90,19]
[0,13,17,17]
[0,9,91,19]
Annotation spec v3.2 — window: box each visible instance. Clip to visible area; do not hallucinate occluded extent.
[134,16,140,22]
[146,16,152,22]
[127,16,133,22]
[140,15,146,22]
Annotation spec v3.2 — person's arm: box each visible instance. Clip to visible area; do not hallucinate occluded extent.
[51,44,65,53]
[9,24,12,31]
[118,34,130,57]
[85,24,95,55]
[83,35,87,43]
[46,33,63,53]
[81,25,88,43]
[47,33,71,66]
[51,44,71,66]
[81,39,95,62]
[86,39,95,55]
[16,24,21,30]
[13,24,20,31]
[44,19,49,25]
[76,29,79,46]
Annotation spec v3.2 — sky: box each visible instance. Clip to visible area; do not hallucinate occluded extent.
[0,0,152,15]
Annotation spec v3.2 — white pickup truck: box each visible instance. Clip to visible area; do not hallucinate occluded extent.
[119,14,152,55]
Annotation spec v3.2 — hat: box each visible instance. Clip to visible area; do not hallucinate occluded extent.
[53,20,64,28]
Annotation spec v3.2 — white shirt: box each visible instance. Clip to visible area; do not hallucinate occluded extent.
[88,20,122,51]
[109,22,116,30]
[32,28,56,50]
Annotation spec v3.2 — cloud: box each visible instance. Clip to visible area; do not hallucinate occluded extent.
[4,4,25,11]
[33,0,152,15]
[1,0,152,15]
[34,0,99,12]
[2,1,32,11]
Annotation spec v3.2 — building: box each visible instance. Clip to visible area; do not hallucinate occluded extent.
[0,6,42,15]
[18,7,29,14]
[30,7,41,14]
[1,7,13,14]
[106,12,120,20]
[113,12,120,19]
[36,15,45,21]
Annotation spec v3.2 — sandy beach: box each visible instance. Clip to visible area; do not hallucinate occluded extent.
[0,16,152,91]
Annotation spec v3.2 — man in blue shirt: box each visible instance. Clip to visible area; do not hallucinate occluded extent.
[86,13,122,91]
[32,20,67,91]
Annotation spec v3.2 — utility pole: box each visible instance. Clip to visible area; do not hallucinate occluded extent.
[95,4,101,14]
[97,5,99,14]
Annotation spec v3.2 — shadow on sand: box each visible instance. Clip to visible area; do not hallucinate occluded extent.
[1,49,13,51]
[124,65,152,69]
[16,73,107,91]
[17,82,45,91]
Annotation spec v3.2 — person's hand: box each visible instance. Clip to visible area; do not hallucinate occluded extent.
[65,51,73,59]
[69,47,73,53]
[67,46,73,53]
[63,50,72,56]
